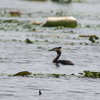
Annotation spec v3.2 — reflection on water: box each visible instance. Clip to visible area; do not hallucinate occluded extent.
[0,0,100,100]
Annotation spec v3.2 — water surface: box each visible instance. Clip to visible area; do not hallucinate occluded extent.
[0,0,100,100]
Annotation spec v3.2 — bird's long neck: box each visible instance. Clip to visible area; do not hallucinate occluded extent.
[53,50,61,63]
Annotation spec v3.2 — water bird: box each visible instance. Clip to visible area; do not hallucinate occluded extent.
[39,90,42,95]
[48,47,74,65]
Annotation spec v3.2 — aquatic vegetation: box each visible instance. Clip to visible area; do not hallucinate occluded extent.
[33,73,67,78]
[0,72,73,78]
[9,11,22,17]
[79,35,99,43]
[0,19,42,32]
[0,39,23,42]
[73,0,87,3]
[0,70,98,78]
[1,71,100,78]
[79,35,99,38]
[73,0,94,4]
[27,73,67,78]
[2,71,68,78]
[89,36,99,43]
[37,46,46,49]
[13,71,32,76]
[23,0,47,1]
[51,0,72,3]
[70,73,75,75]
[3,19,19,23]
[25,38,33,44]
[83,71,100,78]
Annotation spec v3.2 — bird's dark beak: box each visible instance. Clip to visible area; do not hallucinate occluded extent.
[48,48,54,51]
[48,47,61,51]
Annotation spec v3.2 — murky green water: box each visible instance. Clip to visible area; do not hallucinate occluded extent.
[0,0,100,100]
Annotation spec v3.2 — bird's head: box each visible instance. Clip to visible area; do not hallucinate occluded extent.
[48,47,62,53]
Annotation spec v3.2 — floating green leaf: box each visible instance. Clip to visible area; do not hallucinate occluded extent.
[83,71,100,78]
[25,38,33,44]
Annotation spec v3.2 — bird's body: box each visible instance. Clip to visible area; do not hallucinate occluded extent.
[48,47,74,65]
[55,60,74,65]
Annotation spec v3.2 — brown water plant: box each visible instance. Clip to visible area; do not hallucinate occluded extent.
[13,71,32,76]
